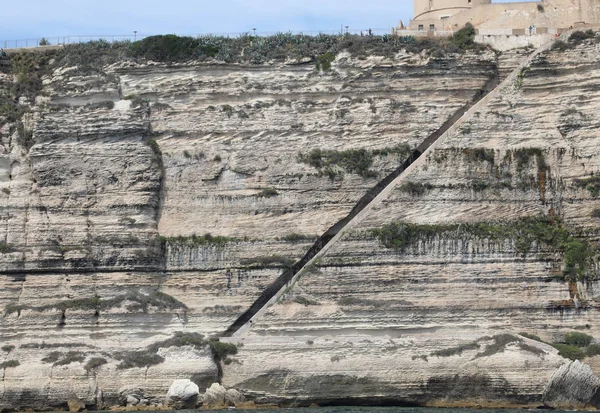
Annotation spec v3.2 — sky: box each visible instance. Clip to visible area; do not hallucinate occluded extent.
[0,0,530,42]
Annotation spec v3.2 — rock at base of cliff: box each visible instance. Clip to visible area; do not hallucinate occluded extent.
[119,388,145,407]
[166,379,200,409]
[543,360,600,409]
[225,388,245,405]
[67,397,85,412]
[202,383,245,408]
[203,382,227,408]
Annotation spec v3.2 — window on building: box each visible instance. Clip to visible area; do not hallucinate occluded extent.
[418,24,424,31]
[429,24,435,31]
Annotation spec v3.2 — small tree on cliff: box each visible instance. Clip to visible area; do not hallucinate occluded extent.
[451,23,476,50]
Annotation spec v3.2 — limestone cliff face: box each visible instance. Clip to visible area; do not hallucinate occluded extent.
[222,37,600,407]
[0,35,599,410]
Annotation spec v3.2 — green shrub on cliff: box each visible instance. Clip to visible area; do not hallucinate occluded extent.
[553,344,586,360]
[315,52,335,71]
[474,334,521,358]
[131,35,203,61]
[586,344,600,357]
[519,332,544,343]
[209,340,238,363]
[0,360,19,369]
[280,233,316,243]
[53,351,85,366]
[298,145,412,180]
[115,350,165,370]
[564,332,594,347]
[450,24,477,50]
[240,255,295,269]
[165,233,236,247]
[400,182,433,196]
[552,30,597,52]
[298,148,377,179]
[574,176,600,198]
[41,351,85,366]
[431,342,480,357]
[147,332,207,353]
[371,216,595,280]
[0,242,14,254]
[84,357,108,372]
[256,188,279,198]
[569,30,596,45]
[1,345,14,352]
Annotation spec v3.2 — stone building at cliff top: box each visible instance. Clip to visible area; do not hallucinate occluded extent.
[403,0,600,33]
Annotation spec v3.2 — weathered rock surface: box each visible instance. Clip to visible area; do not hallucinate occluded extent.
[201,383,245,407]
[543,361,600,409]
[225,388,246,405]
[119,388,145,407]
[222,37,600,407]
[67,397,85,412]
[202,382,228,408]
[166,379,199,409]
[3,35,600,410]
[0,46,501,410]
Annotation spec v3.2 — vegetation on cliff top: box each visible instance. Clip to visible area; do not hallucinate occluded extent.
[0,51,50,148]
[125,26,483,64]
[371,216,596,281]
[553,30,597,51]
[3,25,486,77]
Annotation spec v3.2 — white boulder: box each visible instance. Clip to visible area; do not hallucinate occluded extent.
[166,379,200,409]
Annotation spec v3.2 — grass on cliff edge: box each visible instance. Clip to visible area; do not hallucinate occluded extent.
[370,216,595,281]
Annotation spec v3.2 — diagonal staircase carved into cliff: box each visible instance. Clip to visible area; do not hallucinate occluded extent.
[222,38,561,338]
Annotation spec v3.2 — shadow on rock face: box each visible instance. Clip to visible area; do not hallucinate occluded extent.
[236,369,420,406]
[425,373,531,405]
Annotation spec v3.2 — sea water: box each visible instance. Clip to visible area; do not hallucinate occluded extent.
[81,408,565,413]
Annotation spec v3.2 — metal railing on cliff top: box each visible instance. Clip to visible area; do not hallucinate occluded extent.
[0,28,399,50]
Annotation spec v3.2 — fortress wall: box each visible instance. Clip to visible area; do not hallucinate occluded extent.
[475,33,555,51]
[409,0,600,31]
